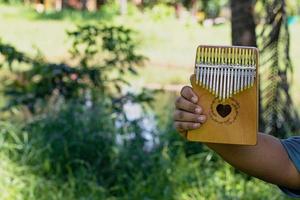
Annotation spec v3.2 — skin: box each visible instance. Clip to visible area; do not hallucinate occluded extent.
[174,77,300,190]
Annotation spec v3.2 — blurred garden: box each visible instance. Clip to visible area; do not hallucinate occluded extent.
[0,0,300,199]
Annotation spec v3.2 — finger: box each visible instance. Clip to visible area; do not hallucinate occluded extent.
[175,97,203,114]
[190,74,196,83]
[173,110,206,123]
[180,86,198,103]
[174,121,201,132]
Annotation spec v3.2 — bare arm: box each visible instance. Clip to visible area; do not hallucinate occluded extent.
[174,86,300,189]
[207,133,300,189]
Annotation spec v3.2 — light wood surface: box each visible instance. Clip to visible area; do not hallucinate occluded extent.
[187,46,258,145]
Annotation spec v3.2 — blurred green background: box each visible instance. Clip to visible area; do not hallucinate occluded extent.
[0,0,300,199]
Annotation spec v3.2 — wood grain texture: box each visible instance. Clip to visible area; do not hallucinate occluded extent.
[187,46,258,145]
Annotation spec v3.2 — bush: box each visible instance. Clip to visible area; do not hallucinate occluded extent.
[145,3,176,21]
[0,21,292,200]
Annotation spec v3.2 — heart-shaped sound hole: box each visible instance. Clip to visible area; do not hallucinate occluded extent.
[216,104,232,118]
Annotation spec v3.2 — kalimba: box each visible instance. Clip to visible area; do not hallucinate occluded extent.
[187,45,258,145]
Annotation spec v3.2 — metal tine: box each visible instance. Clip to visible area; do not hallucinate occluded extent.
[219,66,223,100]
[195,47,200,84]
[199,47,203,85]
[209,48,214,92]
[198,47,203,85]
[240,48,244,92]
[222,48,227,100]
[213,48,217,96]
[195,64,199,84]
[244,49,248,89]
[233,47,236,94]
[223,48,227,99]
[242,48,246,90]
[225,48,230,99]
[245,49,249,88]
[242,49,246,89]
[225,48,228,99]
[206,47,211,89]
[229,48,233,98]
[203,47,207,88]
[231,49,235,97]
[207,47,211,90]
[249,49,253,87]
[249,49,254,87]
[207,47,212,89]
[251,49,256,86]
[248,49,252,88]
[241,48,245,92]
[247,49,251,88]
[226,48,230,99]
[237,48,241,93]
[209,47,215,93]
[227,48,232,98]
[219,48,224,100]
[216,48,221,99]
[251,49,256,87]
[236,48,241,93]
[233,47,237,94]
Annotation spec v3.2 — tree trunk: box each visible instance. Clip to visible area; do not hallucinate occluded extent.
[87,0,97,11]
[230,0,264,131]
[190,0,197,16]
[230,0,257,46]
[119,0,127,15]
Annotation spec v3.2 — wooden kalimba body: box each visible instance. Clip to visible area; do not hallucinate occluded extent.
[187,45,258,145]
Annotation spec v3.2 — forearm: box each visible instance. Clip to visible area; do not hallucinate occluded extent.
[206,133,300,189]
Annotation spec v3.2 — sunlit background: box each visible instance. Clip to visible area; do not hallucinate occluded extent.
[0,0,299,199]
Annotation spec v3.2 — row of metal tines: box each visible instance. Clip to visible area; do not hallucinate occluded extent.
[196,46,257,66]
[195,48,256,100]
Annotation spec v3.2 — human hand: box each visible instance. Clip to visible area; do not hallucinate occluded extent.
[174,85,207,137]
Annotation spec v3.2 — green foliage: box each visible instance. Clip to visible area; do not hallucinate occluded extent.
[259,0,300,137]
[0,117,290,199]
[1,23,149,112]
[0,7,294,200]
[0,0,22,5]
[0,39,31,68]
[199,0,228,18]
[144,3,175,21]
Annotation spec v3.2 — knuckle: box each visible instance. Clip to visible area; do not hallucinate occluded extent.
[188,103,197,112]
[187,123,194,130]
[173,112,177,120]
[173,110,184,120]
[175,97,182,106]
[178,110,185,120]
[174,122,183,130]
[180,86,191,96]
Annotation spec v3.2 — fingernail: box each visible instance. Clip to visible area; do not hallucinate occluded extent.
[195,107,201,114]
[191,96,198,103]
[193,123,200,128]
[197,117,203,122]
[199,116,206,122]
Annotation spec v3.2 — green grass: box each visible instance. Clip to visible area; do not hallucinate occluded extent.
[0,4,230,76]
[0,5,299,199]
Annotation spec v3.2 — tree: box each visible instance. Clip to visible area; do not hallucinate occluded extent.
[119,0,127,15]
[230,0,300,136]
[230,0,257,46]
[259,0,300,137]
